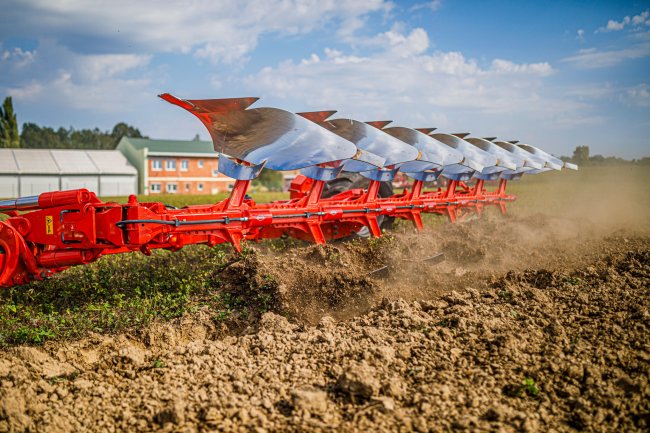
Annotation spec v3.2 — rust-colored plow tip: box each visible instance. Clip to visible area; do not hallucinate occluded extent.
[415,128,437,135]
[365,120,393,129]
[451,132,471,139]
[297,110,337,123]
[483,137,497,141]
[159,93,259,114]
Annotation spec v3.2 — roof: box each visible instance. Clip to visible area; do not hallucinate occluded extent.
[0,149,137,175]
[12,149,59,174]
[119,137,217,155]
[85,150,138,174]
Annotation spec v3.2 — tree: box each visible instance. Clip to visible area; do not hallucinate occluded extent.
[21,121,145,149]
[111,122,144,143]
[71,127,115,150]
[252,169,284,191]
[21,123,62,148]
[572,145,590,165]
[0,96,20,148]
[590,154,605,164]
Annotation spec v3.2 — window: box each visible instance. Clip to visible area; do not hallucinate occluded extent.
[165,159,177,171]
[151,159,162,171]
[150,183,161,193]
[166,183,178,193]
[198,159,204,168]
[212,169,219,177]
[197,183,204,192]
[185,183,191,192]
[181,160,189,171]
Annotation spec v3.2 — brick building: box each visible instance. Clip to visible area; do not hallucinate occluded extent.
[117,137,233,195]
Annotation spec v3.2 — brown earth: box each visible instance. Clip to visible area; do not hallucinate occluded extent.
[0,208,648,432]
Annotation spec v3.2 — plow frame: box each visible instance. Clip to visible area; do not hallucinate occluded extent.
[0,175,515,288]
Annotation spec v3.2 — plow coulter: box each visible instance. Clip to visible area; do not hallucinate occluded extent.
[0,95,577,288]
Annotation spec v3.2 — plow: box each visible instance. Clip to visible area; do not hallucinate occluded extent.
[0,94,577,289]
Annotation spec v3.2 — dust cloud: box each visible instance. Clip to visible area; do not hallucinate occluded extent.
[241,166,650,323]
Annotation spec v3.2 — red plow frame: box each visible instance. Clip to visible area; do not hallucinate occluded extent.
[0,177,513,288]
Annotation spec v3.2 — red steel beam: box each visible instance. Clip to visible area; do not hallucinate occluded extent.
[0,178,515,288]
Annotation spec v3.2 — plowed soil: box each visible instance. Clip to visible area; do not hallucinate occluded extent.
[1,168,649,433]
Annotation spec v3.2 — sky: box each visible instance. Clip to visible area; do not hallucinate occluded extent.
[1,0,649,159]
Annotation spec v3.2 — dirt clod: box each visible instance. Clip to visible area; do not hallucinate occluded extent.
[291,386,329,414]
[335,362,380,401]
[154,401,185,425]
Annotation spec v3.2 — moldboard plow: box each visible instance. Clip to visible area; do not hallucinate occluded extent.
[0,95,577,288]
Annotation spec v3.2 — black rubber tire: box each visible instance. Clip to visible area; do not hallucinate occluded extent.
[321,177,354,199]
[322,173,394,238]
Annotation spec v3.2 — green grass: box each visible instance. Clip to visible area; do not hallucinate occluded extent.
[0,244,264,347]
[101,191,289,207]
[0,246,204,344]
[521,377,540,397]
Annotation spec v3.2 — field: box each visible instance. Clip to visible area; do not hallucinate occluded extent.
[0,166,648,432]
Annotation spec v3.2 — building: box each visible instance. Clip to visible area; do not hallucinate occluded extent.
[0,149,137,198]
[117,137,233,195]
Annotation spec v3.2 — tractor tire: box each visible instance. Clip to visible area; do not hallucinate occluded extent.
[322,173,395,238]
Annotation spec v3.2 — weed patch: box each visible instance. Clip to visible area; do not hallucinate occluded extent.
[0,245,232,347]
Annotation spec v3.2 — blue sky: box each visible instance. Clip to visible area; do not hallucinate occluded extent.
[1,0,648,158]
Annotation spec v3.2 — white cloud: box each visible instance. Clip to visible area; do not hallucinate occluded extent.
[1,1,645,158]
[490,59,553,76]
[2,41,152,113]
[577,29,585,40]
[596,9,650,33]
[563,43,650,68]
[382,28,430,57]
[632,10,650,26]
[242,31,606,160]
[6,81,43,99]
[1,0,392,64]
[606,18,628,32]
[0,0,395,130]
[243,27,569,136]
[564,82,650,108]
[324,48,366,64]
[1,47,36,68]
[409,1,443,13]
[564,83,615,100]
[0,0,394,120]
[625,83,650,107]
[76,54,151,82]
[7,71,151,113]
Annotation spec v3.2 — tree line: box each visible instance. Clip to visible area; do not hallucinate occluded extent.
[562,145,650,166]
[0,96,145,150]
